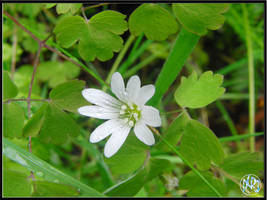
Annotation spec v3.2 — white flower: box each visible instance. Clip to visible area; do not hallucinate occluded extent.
[78,72,161,158]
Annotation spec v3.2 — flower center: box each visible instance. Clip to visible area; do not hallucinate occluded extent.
[119,103,141,127]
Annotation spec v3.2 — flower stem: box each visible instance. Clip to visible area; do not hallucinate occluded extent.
[104,34,135,90]
[242,4,255,152]
[149,127,222,197]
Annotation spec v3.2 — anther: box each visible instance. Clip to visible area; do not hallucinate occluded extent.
[128,120,134,127]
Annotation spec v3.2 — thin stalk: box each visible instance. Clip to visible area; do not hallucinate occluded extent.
[219,132,263,143]
[149,126,222,197]
[242,4,255,152]
[11,26,17,79]
[219,93,249,100]
[103,34,135,90]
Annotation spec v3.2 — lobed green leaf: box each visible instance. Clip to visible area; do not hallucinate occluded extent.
[172,3,229,36]
[129,3,178,41]
[56,3,82,15]
[175,71,225,108]
[3,71,18,100]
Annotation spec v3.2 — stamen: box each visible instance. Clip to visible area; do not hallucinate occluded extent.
[129,120,134,127]
[133,113,139,120]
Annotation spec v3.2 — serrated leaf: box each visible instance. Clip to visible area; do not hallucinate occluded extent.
[3,169,32,197]
[129,3,178,41]
[49,80,88,113]
[172,3,229,36]
[56,3,82,15]
[38,103,80,144]
[54,11,128,61]
[175,71,225,108]
[219,152,264,179]
[23,104,47,137]
[156,112,189,152]
[180,119,224,170]
[4,102,25,138]
[37,61,80,88]
[179,171,226,197]
[3,71,18,100]
[32,181,79,197]
[104,132,149,174]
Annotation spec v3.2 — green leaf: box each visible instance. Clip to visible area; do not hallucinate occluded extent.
[49,80,88,113]
[104,132,149,174]
[104,166,149,197]
[23,104,47,137]
[3,169,32,197]
[32,181,79,197]
[54,11,128,61]
[146,158,172,182]
[129,3,178,41]
[45,3,56,9]
[13,65,41,96]
[219,152,264,179]
[3,138,104,196]
[175,71,225,108]
[3,71,18,100]
[38,103,80,144]
[156,112,189,152]
[172,3,229,36]
[148,28,200,106]
[179,171,226,197]
[180,119,224,170]
[56,3,82,15]
[37,61,80,88]
[4,102,25,138]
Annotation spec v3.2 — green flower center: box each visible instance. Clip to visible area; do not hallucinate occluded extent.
[119,103,141,127]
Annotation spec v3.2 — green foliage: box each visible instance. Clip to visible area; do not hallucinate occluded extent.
[56,3,82,15]
[49,80,88,113]
[180,119,224,170]
[172,3,229,35]
[104,133,148,174]
[37,61,80,88]
[156,113,188,152]
[179,171,226,197]
[32,181,79,197]
[148,28,200,106]
[4,102,25,138]
[219,152,264,179]
[3,71,18,100]
[175,71,225,108]
[3,138,104,196]
[146,158,172,182]
[129,3,178,40]
[54,11,128,61]
[3,169,32,197]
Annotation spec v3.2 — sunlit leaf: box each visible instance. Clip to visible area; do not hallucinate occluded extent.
[172,3,229,35]
[180,119,224,170]
[3,169,32,197]
[32,181,79,197]
[179,171,226,197]
[129,3,178,41]
[49,80,88,113]
[54,11,128,61]
[37,61,80,88]
[56,3,82,15]
[3,71,18,100]
[219,152,264,179]
[175,71,225,108]
[4,102,25,138]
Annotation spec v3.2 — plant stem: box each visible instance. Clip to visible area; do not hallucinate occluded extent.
[11,26,17,79]
[242,4,255,152]
[104,34,135,89]
[149,126,222,197]
[85,3,109,10]
[219,132,263,143]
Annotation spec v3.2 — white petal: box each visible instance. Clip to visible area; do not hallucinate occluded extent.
[78,106,119,119]
[134,121,155,146]
[104,124,131,158]
[135,84,155,106]
[82,88,121,109]
[90,119,122,143]
[141,106,161,127]
[111,72,127,102]
[126,75,141,103]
